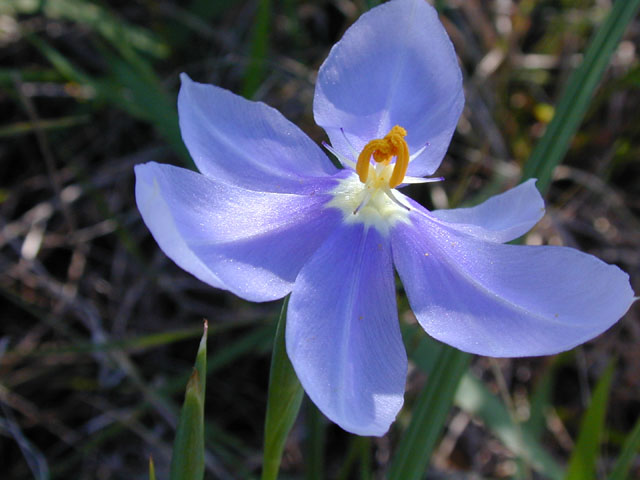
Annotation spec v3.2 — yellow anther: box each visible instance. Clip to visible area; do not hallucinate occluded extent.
[356,125,409,188]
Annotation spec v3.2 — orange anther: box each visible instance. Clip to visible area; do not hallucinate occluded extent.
[356,126,409,188]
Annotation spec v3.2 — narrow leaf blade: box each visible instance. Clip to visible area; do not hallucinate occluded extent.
[521,0,640,193]
[455,373,564,480]
[389,340,471,480]
[242,0,271,98]
[608,414,640,480]
[170,321,208,480]
[261,297,304,480]
[564,361,615,480]
[149,456,156,480]
[305,402,326,480]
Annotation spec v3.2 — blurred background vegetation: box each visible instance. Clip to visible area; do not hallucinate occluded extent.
[1,0,639,478]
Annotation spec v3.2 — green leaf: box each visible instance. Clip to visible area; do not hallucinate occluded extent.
[523,363,556,440]
[388,340,471,480]
[336,436,365,480]
[521,0,640,194]
[0,67,64,85]
[261,297,304,480]
[564,361,615,480]
[93,41,189,163]
[242,0,271,98]
[149,456,156,480]
[170,321,208,480]
[6,0,168,58]
[305,402,326,480]
[406,335,564,479]
[29,35,193,167]
[334,435,372,480]
[455,373,564,480]
[608,414,640,480]
[358,437,372,480]
[0,115,90,137]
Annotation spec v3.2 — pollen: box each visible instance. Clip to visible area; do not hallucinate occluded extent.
[356,126,409,188]
[326,125,419,234]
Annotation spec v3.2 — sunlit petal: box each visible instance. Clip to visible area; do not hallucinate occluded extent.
[314,0,463,177]
[287,224,407,436]
[430,179,545,243]
[179,74,337,192]
[392,212,634,357]
[135,162,341,302]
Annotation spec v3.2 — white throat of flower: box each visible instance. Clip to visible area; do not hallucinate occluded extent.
[326,125,442,235]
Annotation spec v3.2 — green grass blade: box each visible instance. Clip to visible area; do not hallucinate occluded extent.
[407,335,563,479]
[149,457,156,480]
[564,361,615,480]
[0,67,64,84]
[359,437,372,480]
[0,115,90,137]
[388,342,471,480]
[28,35,92,84]
[242,0,270,98]
[8,0,168,58]
[524,363,555,440]
[521,0,640,194]
[261,297,304,480]
[170,321,208,480]
[30,35,193,167]
[305,402,326,480]
[335,436,360,480]
[159,323,274,399]
[608,414,640,480]
[159,0,233,50]
[4,326,212,359]
[97,44,190,163]
[455,373,564,480]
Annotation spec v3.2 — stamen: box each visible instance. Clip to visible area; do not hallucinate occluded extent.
[340,128,360,158]
[356,125,410,188]
[353,189,372,215]
[322,141,356,169]
[383,188,410,211]
[409,142,430,161]
[402,176,445,184]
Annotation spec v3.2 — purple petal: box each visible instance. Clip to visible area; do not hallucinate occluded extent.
[135,162,341,302]
[179,74,337,192]
[314,0,463,177]
[430,179,545,243]
[287,224,407,436]
[392,213,635,357]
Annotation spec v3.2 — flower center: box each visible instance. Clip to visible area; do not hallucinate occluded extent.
[356,125,409,188]
[326,126,413,234]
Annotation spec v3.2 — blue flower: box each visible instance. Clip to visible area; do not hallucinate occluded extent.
[135,0,635,436]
